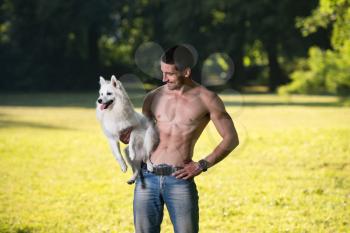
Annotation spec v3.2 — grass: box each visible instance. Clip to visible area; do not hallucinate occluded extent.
[0,92,349,233]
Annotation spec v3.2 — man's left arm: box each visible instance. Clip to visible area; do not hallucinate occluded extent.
[203,94,239,169]
[173,92,239,179]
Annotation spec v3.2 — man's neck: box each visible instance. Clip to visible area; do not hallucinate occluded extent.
[168,79,197,95]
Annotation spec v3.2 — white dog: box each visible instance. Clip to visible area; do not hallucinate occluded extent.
[96,75,158,184]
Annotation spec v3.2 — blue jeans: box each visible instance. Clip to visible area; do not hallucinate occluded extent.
[133,168,199,233]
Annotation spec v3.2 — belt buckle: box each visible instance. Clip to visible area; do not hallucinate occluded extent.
[165,166,172,175]
[155,166,162,175]
[160,167,166,176]
[155,164,172,176]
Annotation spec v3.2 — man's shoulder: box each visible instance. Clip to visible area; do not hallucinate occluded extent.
[144,85,165,103]
[194,85,228,114]
[196,85,220,103]
[151,85,165,94]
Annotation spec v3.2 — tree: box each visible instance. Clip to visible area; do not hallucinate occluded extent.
[279,0,350,96]
[0,0,127,90]
[246,0,320,92]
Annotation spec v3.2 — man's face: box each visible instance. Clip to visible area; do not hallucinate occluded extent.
[160,62,186,90]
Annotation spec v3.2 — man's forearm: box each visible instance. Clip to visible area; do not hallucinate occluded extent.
[204,136,239,168]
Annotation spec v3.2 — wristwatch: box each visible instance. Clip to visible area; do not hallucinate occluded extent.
[198,159,209,172]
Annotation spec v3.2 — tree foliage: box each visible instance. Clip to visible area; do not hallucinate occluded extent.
[279,0,350,96]
[0,0,329,92]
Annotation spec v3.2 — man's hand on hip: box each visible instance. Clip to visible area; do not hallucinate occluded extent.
[172,161,202,180]
[119,127,133,144]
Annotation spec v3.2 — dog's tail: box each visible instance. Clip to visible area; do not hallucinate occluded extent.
[144,122,158,156]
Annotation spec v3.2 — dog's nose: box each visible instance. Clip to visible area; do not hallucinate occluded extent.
[98,99,102,103]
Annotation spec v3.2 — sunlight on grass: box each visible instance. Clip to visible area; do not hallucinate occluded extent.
[0,94,349,232]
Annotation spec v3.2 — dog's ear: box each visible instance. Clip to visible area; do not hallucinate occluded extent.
[99,76,106,86]
[111,75,120,88]
[112,74,120,80]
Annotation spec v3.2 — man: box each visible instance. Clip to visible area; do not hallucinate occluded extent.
[120,45,239,233]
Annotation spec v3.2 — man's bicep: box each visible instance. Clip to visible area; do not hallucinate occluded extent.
[142,92,154,119]
[207,94,234,137]
[207,94,231,120]
[209,97,239,151]
[211,111,234,139]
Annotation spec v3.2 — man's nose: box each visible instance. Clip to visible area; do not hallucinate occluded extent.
[162,74,168,82]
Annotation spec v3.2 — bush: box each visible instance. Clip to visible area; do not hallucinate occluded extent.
[279,0,350,97]
[279,42,350,96]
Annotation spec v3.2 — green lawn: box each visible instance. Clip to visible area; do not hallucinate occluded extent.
[0,93,349,233]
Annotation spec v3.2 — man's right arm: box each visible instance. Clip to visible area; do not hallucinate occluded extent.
[142,90,155,120]
[120,90,155,144]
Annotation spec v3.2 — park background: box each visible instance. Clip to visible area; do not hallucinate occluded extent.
[0,0,349,232]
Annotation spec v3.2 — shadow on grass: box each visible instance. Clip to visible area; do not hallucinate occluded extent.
[223,100,342,107]
[0,119,74,130]
[0,93,98,108]
[219,93,343,107]
[16,227,33,233]
[0,92,144,108]
[0,92,344,108]
[0,226,34,233]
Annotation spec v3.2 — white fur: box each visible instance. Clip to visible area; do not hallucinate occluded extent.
[96,75,158,184]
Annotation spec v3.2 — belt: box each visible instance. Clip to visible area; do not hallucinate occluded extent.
[142,163,183,176]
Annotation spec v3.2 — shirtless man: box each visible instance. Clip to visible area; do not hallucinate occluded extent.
[121,45,239,233]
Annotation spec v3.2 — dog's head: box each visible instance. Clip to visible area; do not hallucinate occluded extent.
[97,75,123,111]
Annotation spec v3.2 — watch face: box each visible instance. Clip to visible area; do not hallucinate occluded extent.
[199,160,208,171]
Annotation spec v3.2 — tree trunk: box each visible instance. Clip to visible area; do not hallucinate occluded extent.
[88,23,100,73]
[230,47,244,90]
[265,42,284,92]
[86,23,100,88]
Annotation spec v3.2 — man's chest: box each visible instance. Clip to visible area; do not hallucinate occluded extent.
[151,94,208,125]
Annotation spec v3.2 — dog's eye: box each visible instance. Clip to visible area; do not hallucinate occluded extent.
[107,92,112,96]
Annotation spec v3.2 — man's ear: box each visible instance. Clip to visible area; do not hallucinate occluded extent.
[99,76,106,86]
[111,75,120,88]
[183,67,191,78]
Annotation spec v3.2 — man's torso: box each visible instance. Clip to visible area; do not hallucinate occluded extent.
[149,84,211,166]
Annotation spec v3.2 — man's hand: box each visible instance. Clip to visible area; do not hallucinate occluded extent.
[172,161,202,180]
[119,127,133,144]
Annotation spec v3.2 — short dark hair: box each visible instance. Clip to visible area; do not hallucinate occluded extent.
[161,45,195,71]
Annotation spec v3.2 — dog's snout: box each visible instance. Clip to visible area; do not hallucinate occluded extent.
[98,99,102,104]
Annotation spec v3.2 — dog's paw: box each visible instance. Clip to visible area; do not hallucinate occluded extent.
[127,179,135,185]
